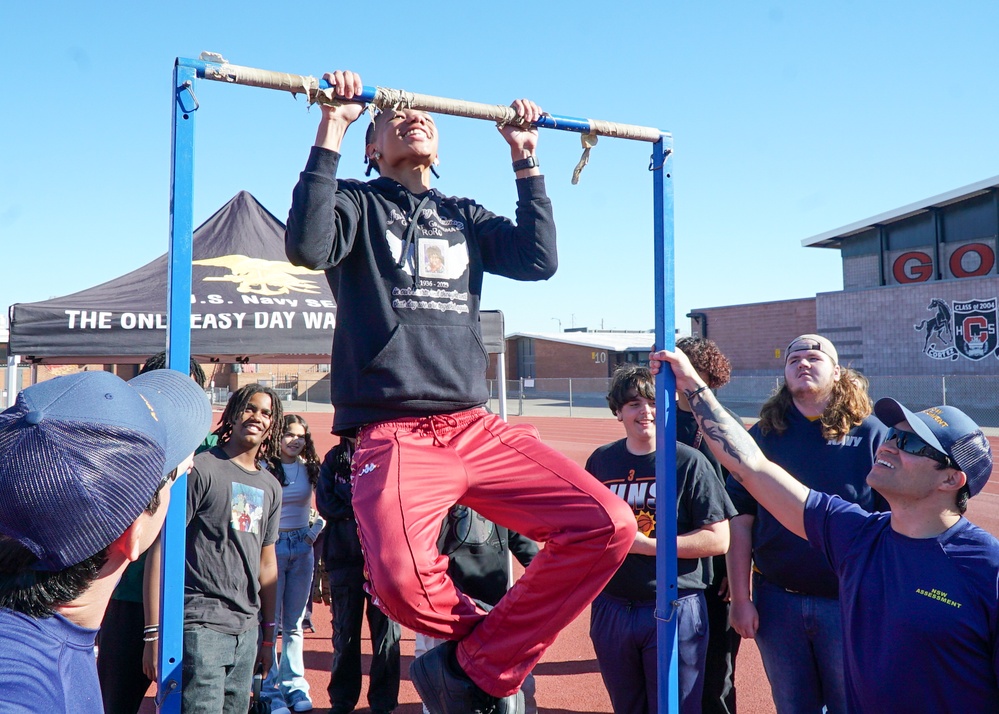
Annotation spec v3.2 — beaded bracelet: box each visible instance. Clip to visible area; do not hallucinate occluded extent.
[142,634,159,643]
[261,640,275,647]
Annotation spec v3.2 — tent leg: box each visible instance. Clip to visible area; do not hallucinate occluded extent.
[5,355,19,408]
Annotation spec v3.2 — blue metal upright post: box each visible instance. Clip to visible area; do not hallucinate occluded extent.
[652,136,678,713]
[158,60,198,714]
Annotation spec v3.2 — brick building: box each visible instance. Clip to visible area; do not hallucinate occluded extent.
[503,330,655,379]
[691,175,999,377]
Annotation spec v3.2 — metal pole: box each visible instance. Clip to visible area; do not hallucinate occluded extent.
[157,60,198,714]
[497,353,508,421]
[568,378,573,418]
[165,51,676,713]
[651,137,679,714]
[942,375,947,406]
[5,354,19,408]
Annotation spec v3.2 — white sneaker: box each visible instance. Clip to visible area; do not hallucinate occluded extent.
[287,690,314,712]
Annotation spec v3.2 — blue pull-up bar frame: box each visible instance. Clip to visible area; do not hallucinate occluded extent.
[162,53,675,713]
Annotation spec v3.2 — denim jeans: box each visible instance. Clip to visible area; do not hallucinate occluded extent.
[182,625,258,714]
[263,527,315,706]
[753,575,848,714]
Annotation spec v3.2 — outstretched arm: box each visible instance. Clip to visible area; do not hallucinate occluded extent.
[651,349,810,539]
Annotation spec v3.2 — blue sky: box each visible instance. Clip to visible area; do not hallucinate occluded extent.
[4,2,999,339]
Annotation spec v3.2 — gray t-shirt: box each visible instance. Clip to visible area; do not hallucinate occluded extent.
[184,446,282,634]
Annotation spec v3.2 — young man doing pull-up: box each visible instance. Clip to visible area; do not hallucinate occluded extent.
[286,70,635,714]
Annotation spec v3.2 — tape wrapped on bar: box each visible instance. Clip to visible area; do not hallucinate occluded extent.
[203,62,318,97]
[199,61,664,143]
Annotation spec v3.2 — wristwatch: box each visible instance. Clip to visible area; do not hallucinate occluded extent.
[513,156,539,172]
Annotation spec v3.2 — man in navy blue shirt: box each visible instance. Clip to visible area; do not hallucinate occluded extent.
[652,347,999,714]
[726,335,887,713]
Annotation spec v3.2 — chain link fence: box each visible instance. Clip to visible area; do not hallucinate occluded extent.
[207,374,999,428]
[210,375,334,412]
[486,375,999,428]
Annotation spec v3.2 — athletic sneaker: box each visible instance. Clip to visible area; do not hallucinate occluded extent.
[410,641,524,714]
[286,690,313,712]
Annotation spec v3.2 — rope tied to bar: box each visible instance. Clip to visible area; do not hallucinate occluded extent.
[572,133,599,185]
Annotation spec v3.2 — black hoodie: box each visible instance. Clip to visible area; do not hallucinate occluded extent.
[286,147,557,434]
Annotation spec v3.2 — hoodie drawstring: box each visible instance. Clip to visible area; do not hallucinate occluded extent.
[397,195,432,272]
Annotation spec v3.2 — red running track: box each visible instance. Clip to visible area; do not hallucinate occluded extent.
[137,412,999,713]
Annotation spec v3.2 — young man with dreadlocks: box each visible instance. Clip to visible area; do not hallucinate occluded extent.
[180,384,285,714]
[725,335,888,714]
[286,70,635,714]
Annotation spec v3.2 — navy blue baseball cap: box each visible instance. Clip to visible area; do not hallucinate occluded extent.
[0,370,212,570]
[874,399,993,497]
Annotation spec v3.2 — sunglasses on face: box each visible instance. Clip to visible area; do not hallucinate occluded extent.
[885,428,955,468]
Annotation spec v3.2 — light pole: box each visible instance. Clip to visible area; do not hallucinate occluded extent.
[551,317,562,332]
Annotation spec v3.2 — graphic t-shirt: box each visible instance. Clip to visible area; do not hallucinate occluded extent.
[585,439,734,599]
[804,490,999,712]
[185,446,282,634]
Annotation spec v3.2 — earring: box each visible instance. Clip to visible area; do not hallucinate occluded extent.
[373,151,382,160]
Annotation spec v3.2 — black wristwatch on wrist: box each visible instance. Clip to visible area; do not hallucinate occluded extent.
[513,156,539,172]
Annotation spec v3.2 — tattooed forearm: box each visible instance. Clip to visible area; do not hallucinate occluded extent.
[689,392,759,473]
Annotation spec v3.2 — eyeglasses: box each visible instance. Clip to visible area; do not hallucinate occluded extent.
[885,428,955,468]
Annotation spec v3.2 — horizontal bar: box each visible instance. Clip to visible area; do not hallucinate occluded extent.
[179,54,669,144]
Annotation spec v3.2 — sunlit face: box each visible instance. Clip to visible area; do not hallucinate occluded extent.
[784,349,840,400]
[230,392,274,448]
[369,109,439,170]
[867,422,952,501]
[618,392,656,444]
[280,422,307,460]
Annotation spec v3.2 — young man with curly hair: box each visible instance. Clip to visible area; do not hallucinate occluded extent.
[725,335,888,713]
[674,337,742,714]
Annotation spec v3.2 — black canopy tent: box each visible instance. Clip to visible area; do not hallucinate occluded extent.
[9,191,338,365]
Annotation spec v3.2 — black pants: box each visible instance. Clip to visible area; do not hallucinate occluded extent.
[97,599,152,714]
[328,565,401,712]
[702,580,741,714]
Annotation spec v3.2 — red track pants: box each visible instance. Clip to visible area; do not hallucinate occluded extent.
[350,408,636,698]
